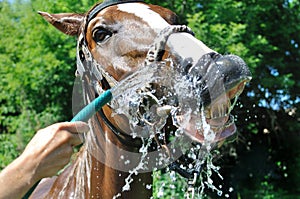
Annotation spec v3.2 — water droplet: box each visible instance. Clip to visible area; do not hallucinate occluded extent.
[169,184,176,189]
[168,171,175,180]
[146,184,152,190]
[124,160,130,165]
[157,187,164,198]
[217,190,223,196]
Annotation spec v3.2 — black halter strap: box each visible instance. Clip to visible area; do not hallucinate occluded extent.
[98,108,143,151]
[87,0,145,23]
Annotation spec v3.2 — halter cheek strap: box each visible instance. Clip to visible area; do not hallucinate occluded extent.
[77,35,143,151]
[98,109,143,150]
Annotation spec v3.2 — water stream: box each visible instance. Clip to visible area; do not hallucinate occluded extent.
[107,57,235,198]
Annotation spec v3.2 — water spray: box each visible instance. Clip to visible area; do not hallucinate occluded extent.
[22,64,159,199]
[71,63,159,123]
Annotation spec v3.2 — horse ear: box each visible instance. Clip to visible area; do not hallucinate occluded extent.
[38,11,84,36]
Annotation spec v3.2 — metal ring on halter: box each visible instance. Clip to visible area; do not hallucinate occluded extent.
[145,25,194,66]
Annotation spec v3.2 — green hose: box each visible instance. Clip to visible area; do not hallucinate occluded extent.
[71,89,113,122]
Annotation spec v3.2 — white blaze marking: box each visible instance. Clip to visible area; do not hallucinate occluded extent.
[167,33,215,61]
[117,3,170,33]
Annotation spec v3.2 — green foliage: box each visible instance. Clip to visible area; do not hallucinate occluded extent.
[153,170,186,198]
[0,0,98,169]
[0,133,19,169]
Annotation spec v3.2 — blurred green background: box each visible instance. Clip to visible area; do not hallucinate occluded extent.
[0,0,299,198]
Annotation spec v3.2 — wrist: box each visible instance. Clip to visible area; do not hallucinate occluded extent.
[0,153,38,199]
[17,151,41,185]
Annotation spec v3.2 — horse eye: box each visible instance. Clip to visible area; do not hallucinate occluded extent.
[92,28,112,43]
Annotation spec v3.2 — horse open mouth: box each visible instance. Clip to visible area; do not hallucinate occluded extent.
[177,78,250,144]
[140,30,253,145]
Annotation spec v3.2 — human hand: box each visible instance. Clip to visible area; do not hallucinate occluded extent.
[21,122,89,182]
[0,122,89,199]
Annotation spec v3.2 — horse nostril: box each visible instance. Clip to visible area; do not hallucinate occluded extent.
[214,55,252,93]
[208,52,221,60]
[181,57,194,75]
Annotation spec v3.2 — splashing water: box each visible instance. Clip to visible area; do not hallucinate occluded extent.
[122,137,153,192]
[70,64,162,199]
[107,56,235,198]
[110,65,161,99]
[73,50,245,198]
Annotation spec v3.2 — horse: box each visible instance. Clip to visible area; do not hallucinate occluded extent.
[30,0,251,198]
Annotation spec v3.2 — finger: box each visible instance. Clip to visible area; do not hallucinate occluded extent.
[57,121,90,133]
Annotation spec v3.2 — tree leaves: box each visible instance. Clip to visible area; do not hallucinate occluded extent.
[0,0,98,167]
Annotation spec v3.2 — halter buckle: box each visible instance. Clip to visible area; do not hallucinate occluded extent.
[186,172,198,199]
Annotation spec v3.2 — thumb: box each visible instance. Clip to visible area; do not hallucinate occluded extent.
[59,121,90,133]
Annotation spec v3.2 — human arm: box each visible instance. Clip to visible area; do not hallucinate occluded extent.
[0,122,89,199]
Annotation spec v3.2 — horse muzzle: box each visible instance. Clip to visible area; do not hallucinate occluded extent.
[112,26,252,145]
[149,31,252,143]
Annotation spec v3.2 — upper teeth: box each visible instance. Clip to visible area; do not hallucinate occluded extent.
[206,96,231,119]
[211,102,229,119]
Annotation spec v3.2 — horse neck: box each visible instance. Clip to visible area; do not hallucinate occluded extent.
[81,112,153,199]
[89,157,153,199]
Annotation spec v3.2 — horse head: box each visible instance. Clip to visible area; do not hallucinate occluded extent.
[35,0,251,198]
